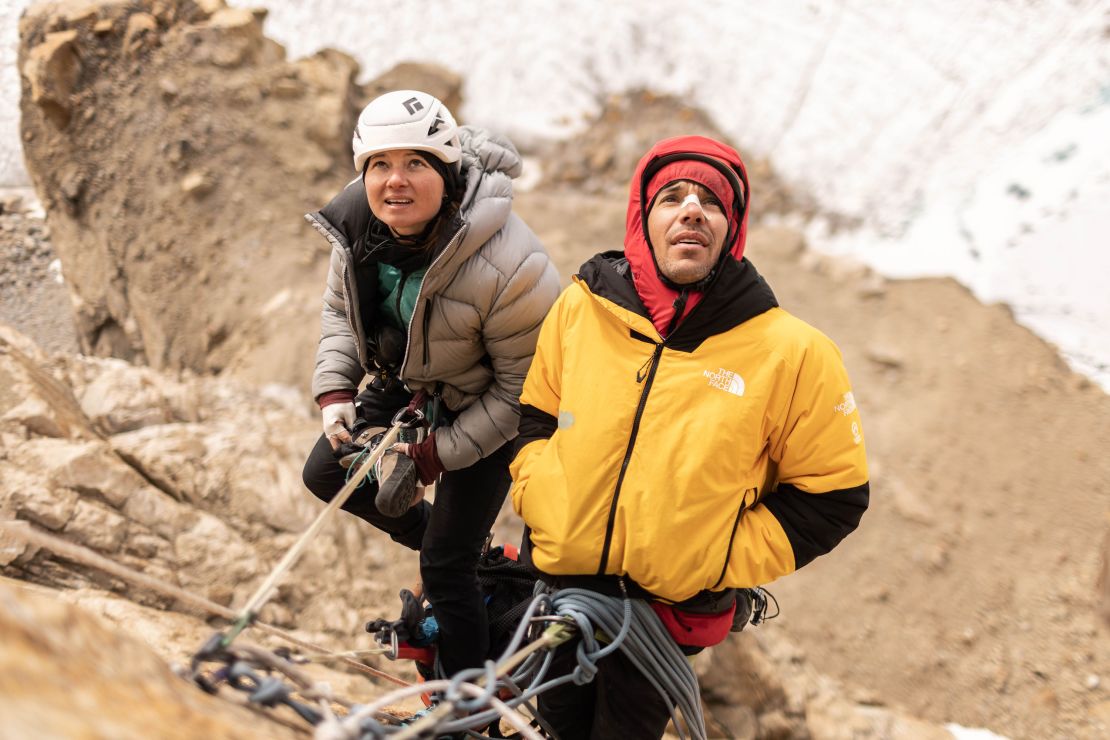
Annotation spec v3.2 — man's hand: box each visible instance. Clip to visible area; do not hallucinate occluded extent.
[322,402,356,450]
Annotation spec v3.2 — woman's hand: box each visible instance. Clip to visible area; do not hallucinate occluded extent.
[322,402,356,450]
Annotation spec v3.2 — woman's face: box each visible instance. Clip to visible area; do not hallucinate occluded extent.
[363,149,446,236]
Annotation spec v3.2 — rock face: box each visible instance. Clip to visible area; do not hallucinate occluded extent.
[0,322,398,634]
[1100,527,1110,627]
[696,631,954,740]
[535,90,810,220]
[17,0,462,389]
[0,191,80,355]
[0,579,305,739]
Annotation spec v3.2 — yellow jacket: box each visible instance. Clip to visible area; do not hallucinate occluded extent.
[511,254,869,603]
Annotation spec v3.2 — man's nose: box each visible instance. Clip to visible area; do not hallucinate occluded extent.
[679,196,705,222]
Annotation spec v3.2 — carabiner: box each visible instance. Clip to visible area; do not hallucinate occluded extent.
[391,405,426,429]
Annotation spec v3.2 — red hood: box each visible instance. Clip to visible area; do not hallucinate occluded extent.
[624,135,750,336]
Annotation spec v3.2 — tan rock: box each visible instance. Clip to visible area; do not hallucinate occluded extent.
[0,328,94,439]
[180,171,213,197]
[0,534,29,566]
[70,355,202,434]
[19,438,146,508]
[1098,523,1110,627]
[21,30,80,128]
[363,61,464,115]
[184,7,265,68]
[12,481,80,531]
[0,580,303,738]
[194,0,227,16]
[122,486,196,539]
[806,694,954,739]
[887,474,933,525]
[63,499,128,552]
[748,226,807,258]
[122,12,157,56]
[696,632,789,723]
[270,76,303,99]
[172,513,261,597]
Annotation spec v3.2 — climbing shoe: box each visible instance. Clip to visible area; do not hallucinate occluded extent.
[336,421,385,471]
[374,448,418,517]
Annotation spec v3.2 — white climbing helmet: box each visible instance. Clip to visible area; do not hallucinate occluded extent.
[352,90,462,173]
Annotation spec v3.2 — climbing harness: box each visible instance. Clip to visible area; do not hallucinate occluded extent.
[330,580,719,740]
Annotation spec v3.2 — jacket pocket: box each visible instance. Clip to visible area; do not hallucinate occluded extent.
[711,488,755,590]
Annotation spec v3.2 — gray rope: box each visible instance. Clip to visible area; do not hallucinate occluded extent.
[317,584,707,740]
[549,589,706,740]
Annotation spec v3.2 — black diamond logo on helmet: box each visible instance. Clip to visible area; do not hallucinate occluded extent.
[427,116,445,135]
[403,97,424,115]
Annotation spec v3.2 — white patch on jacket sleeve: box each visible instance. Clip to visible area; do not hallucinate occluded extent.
[834,391,857,416]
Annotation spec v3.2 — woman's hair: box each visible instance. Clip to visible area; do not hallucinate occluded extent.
[415,196,461,253]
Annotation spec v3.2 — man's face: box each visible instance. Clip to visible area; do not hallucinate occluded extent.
[647,180,730,285]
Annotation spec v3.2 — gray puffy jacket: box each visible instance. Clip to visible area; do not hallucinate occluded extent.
[306,127,561,471]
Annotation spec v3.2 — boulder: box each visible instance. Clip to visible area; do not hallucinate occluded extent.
[0,325,94,439]
[0,323,401,638]
[0,580,303,738]
[21,30,81,128]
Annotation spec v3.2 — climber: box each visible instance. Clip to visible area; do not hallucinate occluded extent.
[510,135,870,738]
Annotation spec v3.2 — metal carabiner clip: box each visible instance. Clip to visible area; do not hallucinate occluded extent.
[391,405,426,429]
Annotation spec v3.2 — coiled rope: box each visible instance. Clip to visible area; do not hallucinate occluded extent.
[319,583,707,740]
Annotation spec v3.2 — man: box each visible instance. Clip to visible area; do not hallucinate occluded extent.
[510,135,869,738]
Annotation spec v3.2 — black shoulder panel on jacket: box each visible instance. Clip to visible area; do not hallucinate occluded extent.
[314,179,373,250]
[577,253,779,352]
[577,252,650,319]
[515,403,558,458]
[763,482,869,570]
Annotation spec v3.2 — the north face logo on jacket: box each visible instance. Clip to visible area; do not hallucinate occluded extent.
[704,367,745,397]
[834,392,857,416]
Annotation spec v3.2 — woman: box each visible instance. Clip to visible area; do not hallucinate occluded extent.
[301,89,560,675]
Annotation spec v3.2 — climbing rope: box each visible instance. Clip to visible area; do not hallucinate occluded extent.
[2,389,743,738]
[220,404,425,649]
[0,519,409,687]
[4,518,746,739]
[325,582,709,740]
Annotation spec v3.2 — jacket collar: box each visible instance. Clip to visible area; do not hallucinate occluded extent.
[577,251,777,353]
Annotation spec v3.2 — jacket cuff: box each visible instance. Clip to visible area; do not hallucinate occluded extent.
[410,433,447,485]
[316,389,356,409]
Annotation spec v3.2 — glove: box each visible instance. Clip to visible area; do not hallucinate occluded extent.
[407,433,447,486]
[321,401,357,446]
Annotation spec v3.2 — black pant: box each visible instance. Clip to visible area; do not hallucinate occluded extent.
[538,644,675,739]
[301,386,511,674]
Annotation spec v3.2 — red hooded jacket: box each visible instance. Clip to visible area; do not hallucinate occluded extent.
[624,136,750,335]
